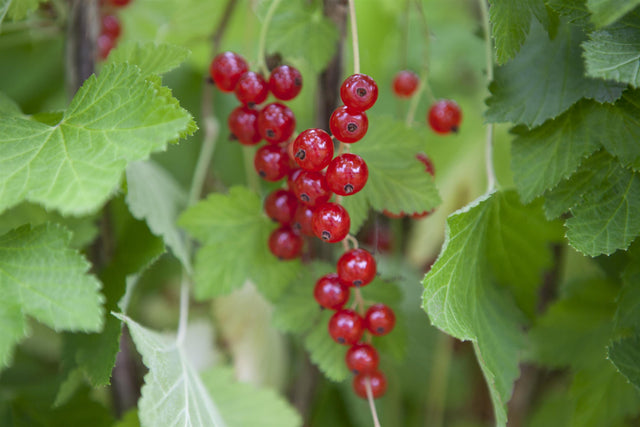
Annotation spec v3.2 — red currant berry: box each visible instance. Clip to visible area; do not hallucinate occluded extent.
[292,204,315,236]
[234,71,269,106]
[353,371,387,399]
[340,74,378,111]
[314,273,350,310]
[365,304,396,336]
[258,102,296,144]
[287,168,303,190]
[101,14,121,39]
[346,343,379,375]
[269,65,303,100]
[337,248,376,287]
[428,99,462,134]
[328,309,364,345]
[228,106,261,145]
[293,129,334,172]
[264,189,298,225]
[108,0,131,7]
[330,106,368,143]
[209,52,249,92]
[326,153,368,196]
[268,226,303,260]
[254,145,291,181]
[416,153,435,177]
[312,203,350,243]
[97,34,116,60]
[392,70,419,98]
[291,170,332,206]
[411,209,435,219]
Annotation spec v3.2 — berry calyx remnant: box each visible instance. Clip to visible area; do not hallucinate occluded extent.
[209,51,249,93]
[269,65,303,101]
[291,170,332,206]
[314,273,350,310]
[268,226,303,260]
[337,248,377,287]
[392,70,419,98]
[365,304,396,336]
[326,153,369,196]
[312,202,351,243]
[340,73,379,111]
[330,106,368,143]
[346,343,379,375]
[293,129,334,172]
[353,371,387,399]
[428,99,462,134]
[258,102,296,143]
[328,309,364,345]
[228,106,261,145]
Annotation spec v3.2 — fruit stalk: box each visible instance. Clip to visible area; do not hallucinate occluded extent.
[478,0,496,192]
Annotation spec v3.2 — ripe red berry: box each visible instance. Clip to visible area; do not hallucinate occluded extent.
[353,371,387,399]
[209,52,249,92]
[268,226,303,260]
[392,70,419,98]
[291,129,333,172]
[264,189,298,225]
[330,106,368,143]
[416,153,435,177]
[234,71,269,106]
[411,209,435,219]
[291,170,332,206]
[108,0,132,7]
[365,304,396,336]
[292,204,315,236]
[254,145,291,181]
[312,203,351,243]
[269,65,303,100]
[328,309,364,345]
[101,14,121,39]
[326,153,368,196]
[97,34,116,60]
[258,102,296,144]
[346,343,379,375]
[314,273,350,310]
[337,248,376,287]
[428,99,462,134]
[228,106,261,145]
[340,74,378,111]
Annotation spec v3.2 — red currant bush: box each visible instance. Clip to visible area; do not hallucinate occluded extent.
[228,106,261,145]
[291,170,332,206]
[330,106,368,143]
[346,343,379,375]
[312,202,351,243]
[326,153,368,196]
[268,226,303,260]
[234,71,269,106]
[337,248,377,287]
[209,51,249,92]
[264,189,298,225]
[392,70,419,98]
[353,371,387,399]
[258,102,296,144]
[428,99,462,134]
[328,309,364,345]
[269,65,303,100]
[254,145,291,181]
[340,74,378,111]
[293,129,334,172]
[365,304,396,336]
[313,273,350,310]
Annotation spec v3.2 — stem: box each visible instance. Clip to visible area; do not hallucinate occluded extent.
[176,272,190,346]
[478,0,496,192]
[348,0,360,74]
[256,0,282,75]
[365,378,382,427]
[425,332,453,427]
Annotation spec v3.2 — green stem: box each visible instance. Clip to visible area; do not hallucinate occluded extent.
[256,0,282,75]
[188,99,219,206]
[348,0,360,74]
[478,0,496,192]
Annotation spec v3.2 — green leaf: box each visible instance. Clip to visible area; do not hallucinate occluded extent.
[263,0,339,72]
[0,0,9,28]
[6,0,44,21]
[0,92,21,115]
[583,11,640,88]
[0,224,103,368]
[304,310,350,382]
[202,367,302,427]
[547,0,592,24]
[113,409,141,427]
[179,187,301,300]
[586,0,640,27]
[0,64,195,215]
[340,191,369,235]
[422,191,559,426]
[126,160,190,271]
[486,21,625,128]
[114,313,227,427]
[108,42,190,76]
[609,335,640,391]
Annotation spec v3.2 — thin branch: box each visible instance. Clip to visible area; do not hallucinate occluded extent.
[256,0,283,75]
[478,0,496,192]
[365,378,382,427]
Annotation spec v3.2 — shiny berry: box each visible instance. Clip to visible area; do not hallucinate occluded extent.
[254,145,291,181]
[258,102,296,144]
[101,15,121,39]
[314,273,350,310]
[234,71,269,106]
[265,189,298,225]
[346,343,379,375]
[97,34,116,60]
[228,106,261,145]
[291,170,332,206]
[428,99,462,134]
[292,204,315,236]
[287,168,303,190]
[416,153,435,177]
[209,52,249,92]
[268,226,303,260]
[312,203,350,243]
[326,154,368,196]
[108,0,132,7]
[330,106,368,143]
[392,70,419,98]
[269,65,303,100]
[337,248,376,287]
[293,129,334,171]
[353,371,387,399]
[328,309,364,345]
[340,74,378,111]
[365,304,395,336]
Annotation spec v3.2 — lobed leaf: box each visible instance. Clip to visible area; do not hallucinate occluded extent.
[108,41,191,77]
[304,310,350,382]
[608,335,640,391]
[586,0,640,27]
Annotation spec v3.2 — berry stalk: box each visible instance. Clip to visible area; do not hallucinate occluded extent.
[256,0,283,75]
[478,0,496,192]
[348,0,360,75]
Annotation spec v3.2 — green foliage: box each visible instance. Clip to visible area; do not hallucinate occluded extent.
[108,42,191,77]
[5,0,45,21]
[609,335,640,390]
[586,0,640,27]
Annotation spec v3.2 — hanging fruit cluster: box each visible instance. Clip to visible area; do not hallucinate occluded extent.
[97,0,131,60]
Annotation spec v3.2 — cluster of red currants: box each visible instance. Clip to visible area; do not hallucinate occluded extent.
[97,0,131,60]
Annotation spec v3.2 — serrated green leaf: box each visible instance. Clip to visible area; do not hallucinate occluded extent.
[108,42,190,77]
[615,243,640,332]
[126,160,190,271]
[583,11,640,88]
[304,310,350,382]
[586,0,640,27]
[0,224,103,368]
[486,20,625,127]
[202,367,302,427]
[6,0,44,21]
[422,191,559,426]
[609,335,640,390]
[340,190,369,235]
[0,63,195,215]
[114,313,227,427]
[179,187,301,300]
[547,0,592,24]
